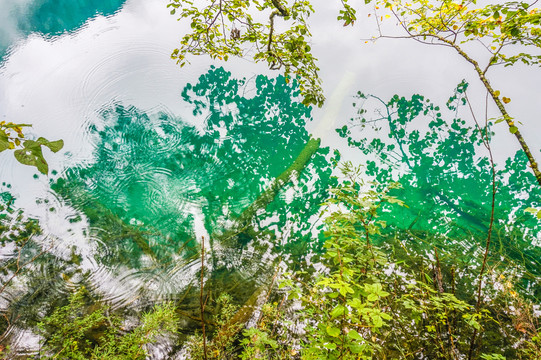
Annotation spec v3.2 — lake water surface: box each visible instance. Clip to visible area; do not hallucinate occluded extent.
[1,0,540,356]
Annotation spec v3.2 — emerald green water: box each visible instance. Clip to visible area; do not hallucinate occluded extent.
[5,67,539,304]
[338,82,541,297]
[51,67,334,283]
[0,0,126,59]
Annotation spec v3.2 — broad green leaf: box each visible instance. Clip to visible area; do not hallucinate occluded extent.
[37,137,64,153]
[348,343,366,354]
[371,315,383,328]
[326,326,340,337]
[348,298,363,309]
[347,329,363,340]
[13,138,63,174]
[14,146,48,174]
[323,342,337,350]
[0,132,9,152]
[367,293,378,302]
[328,292,340,299]
[330,305,346,318]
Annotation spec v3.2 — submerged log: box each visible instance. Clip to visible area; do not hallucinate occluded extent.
[234,137,321,230]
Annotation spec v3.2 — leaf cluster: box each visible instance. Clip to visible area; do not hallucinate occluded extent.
[37,287,178,359]
[226,168,540,359]
[168,0,324,106]
[0,121,63,174]
[375,0,541,67]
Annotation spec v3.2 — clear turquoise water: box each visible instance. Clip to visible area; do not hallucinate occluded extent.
[51,67,334,273]
[0,0,126,59]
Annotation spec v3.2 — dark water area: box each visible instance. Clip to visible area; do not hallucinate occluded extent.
[0,0,126,59]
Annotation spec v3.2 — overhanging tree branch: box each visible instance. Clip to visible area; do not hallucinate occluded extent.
[370,0,541,187]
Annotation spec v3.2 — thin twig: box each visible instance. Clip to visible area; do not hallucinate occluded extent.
[464,91,497,360]
[200,236,208,360]
[371,11,541,186]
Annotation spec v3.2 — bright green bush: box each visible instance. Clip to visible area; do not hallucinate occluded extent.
[37,287,177,359]
[236,164,541,359]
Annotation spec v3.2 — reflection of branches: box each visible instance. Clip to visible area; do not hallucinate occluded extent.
[374,27,541,186]
[0,237,52,343]
[350,89,494,235]
[464,90,497,360]
[0,238,52,295]
[0,312,19,344]
[371,95,413,170]
[372,2,541,187]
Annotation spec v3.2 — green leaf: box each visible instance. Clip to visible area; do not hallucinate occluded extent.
[348,343,366,354]
[330,305,346,318]
[14,146,48,174]
[367,293,378,302]
[0,132,9,152]
[11,137,63,174]
[370,312,384,328]
[348,298,363,309]
[15,142,43,173]
[323,342,337,350]
[328,292,340,299]
[347,329,363,340]
[509,126,518,134]
[326,326,340,337]
[37,138,64,153]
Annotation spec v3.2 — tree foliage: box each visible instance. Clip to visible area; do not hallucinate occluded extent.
[168,0,324,107]
[37,287,177,359]
[367,0,541,185]
[338,81,541,298]
[167,0,541,186]
[0,121,63,174]
[184,165,541,359]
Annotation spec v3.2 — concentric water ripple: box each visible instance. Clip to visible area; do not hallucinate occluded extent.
[0,2,338,354]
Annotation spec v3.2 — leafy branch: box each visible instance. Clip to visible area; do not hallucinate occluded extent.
[368,0,541,187]
[168,0,324,106]
[0,121,63,174]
